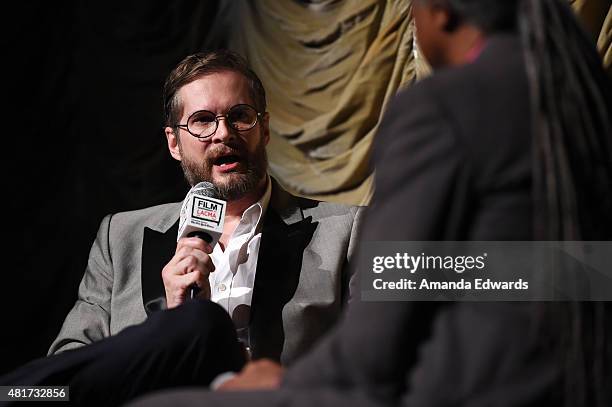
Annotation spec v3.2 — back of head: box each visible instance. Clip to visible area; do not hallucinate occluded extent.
[441,0,521,33]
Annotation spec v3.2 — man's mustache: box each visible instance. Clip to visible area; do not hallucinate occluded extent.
[205,142,247,160]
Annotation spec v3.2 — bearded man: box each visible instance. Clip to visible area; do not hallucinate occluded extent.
[48,50,364,367]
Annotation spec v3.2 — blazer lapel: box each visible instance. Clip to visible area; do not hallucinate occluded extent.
[249,182,318,361]
[138,181,318,363]
[142,221,178,314]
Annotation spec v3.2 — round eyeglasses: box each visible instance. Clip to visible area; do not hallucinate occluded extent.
[176,104,263,139]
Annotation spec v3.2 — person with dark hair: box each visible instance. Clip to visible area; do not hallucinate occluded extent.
[126,0,612,406]
[46,50,363,362]
[0,50,364,405]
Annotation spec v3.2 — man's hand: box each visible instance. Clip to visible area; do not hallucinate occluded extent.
[217,359,284,391]
[162,237,215,308]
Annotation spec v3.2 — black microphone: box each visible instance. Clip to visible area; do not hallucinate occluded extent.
[178,182,226,299]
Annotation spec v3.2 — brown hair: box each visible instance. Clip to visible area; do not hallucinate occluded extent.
[163,50,267,129]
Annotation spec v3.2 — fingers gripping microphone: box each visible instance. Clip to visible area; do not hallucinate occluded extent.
[178,182,226,298]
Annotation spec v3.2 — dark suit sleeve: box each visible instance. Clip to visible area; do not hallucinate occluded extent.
[401,303,559,407]
[365,81,467,241]
[282,82,453,400]
[48,215,114,355]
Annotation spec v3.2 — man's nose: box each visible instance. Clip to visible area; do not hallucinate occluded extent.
[210,116,234,143]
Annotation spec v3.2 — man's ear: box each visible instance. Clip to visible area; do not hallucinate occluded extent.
[165,127,182,161]
[261,112,270,146]
[441,6,461,32]
[428,2,459,33]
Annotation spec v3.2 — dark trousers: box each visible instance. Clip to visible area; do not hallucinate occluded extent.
[0,300,246,406]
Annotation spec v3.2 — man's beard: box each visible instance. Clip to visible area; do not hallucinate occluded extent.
[179,139,268,201]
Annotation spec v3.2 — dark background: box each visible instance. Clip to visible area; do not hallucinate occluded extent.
[3,0,226,374]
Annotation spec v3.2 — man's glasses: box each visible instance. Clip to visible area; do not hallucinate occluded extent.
[176,104,263,139]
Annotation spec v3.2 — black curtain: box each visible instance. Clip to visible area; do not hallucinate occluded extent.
[3,0,222,374]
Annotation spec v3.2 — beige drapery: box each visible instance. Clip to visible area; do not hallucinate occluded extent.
[225,0,417,205]
[571,0,612,69]
[220,0,610,205]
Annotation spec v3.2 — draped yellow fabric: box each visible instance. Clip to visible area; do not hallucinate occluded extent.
[570,0,611,71]
[227,1,417,205]
[224,0,610,205]
[600,8,612,71]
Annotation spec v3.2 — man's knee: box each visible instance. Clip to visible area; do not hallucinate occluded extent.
[147,300,235,344]
[175,299,232,328]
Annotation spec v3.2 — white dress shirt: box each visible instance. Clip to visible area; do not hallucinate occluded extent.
[208,177,271,331]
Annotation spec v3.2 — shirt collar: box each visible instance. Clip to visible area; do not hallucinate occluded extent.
[231,175,272,240]
[258,175,272,222]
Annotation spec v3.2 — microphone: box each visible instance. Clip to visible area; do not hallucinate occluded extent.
[178,182,226,299]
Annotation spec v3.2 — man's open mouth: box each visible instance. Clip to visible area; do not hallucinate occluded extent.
[212,153,243,171]
[214,155,240,166]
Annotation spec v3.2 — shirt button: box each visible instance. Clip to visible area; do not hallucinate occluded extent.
[219,284,227,292]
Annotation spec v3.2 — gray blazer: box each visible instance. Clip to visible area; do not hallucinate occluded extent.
[49,180,364,365]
